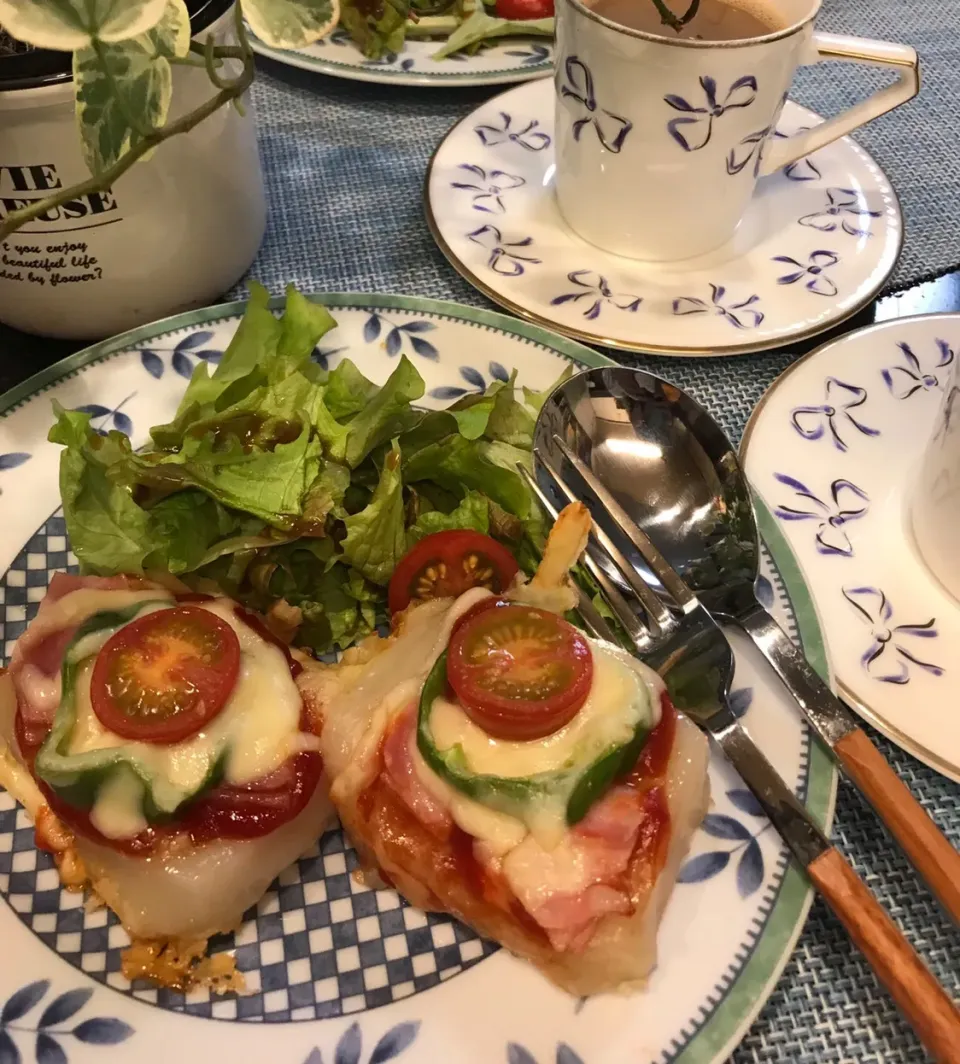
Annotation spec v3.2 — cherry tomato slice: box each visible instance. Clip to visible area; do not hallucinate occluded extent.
[447,604,593,741]
[388,530,519,616]
[90,606,241,745]
[495,0,554,17]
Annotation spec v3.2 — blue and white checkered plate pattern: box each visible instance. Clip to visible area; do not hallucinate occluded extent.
[0,294,835,1064]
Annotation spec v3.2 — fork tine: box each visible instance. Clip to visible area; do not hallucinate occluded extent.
[552,436,697,612]
[534,451,671,637]
[573,591,621,644]
[517,465,648,650]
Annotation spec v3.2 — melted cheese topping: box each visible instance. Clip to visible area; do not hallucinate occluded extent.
[68,601,171,663]
[90,767,149,838]
[29,589,175,649]
[413,640,663,852]
[502,832,600,906]
[326,590,501,838]
[413,752,528,857]
[430,645,655,778]
[16,666,61,715]
[70,599,313,838]
[0,674,46,820]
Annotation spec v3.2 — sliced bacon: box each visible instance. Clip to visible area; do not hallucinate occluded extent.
[368,702,675,955]
[10,575,160,756]
[11,574,160,676]
[366,697,678,954]
[14,665,60,719]
[11,632,73,758]
[500,704,676,953]
[500,784,651,953]
[576,784,649,849]
[533,884,633,952]
[17,629,74,683]
[381,708,453,842]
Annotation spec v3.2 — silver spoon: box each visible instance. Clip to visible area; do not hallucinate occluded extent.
[534,366,960,924]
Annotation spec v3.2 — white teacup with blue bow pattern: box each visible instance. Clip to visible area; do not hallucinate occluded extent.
[553,0,918,262]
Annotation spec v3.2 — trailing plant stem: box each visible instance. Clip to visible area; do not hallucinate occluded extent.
[651,0,701,30]
[0,47,255,242]
[169,54,210,68]
[189,41,245,60]
[204,32,233,89]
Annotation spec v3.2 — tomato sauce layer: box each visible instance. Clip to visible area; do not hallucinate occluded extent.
[352,693,677,952]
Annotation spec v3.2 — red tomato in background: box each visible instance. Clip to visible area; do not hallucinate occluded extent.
[495,0,554,18]
[388,530,519,616]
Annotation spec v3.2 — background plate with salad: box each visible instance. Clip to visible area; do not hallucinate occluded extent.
[50,282,571,659]
[248,6,553,86]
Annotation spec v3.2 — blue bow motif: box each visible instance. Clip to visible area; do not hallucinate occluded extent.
[467,224,541,277]
[773,473,869,557]
[451,164,525,214]
[774,250,841,297]
[665,74,758,153]
[799,187,882,238]
[843,587,942,685]
[672,283,763,329]
[474,111,551,152]
[550,270,642,320]
[790,377,880,452]
[560,57,633,153]
[882,340,955,400]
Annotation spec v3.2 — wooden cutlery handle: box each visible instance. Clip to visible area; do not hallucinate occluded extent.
[835,727,960,924]
[739,607,960,917]
[808,848,960,1062]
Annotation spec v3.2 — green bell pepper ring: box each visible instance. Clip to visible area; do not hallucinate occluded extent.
[415,650,653,829]
[34,600,228,825]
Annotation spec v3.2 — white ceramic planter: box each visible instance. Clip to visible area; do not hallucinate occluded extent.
[0,1,266,340]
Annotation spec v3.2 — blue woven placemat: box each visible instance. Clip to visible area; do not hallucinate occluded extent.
[240,1,960,1057]
[244,0,960,304]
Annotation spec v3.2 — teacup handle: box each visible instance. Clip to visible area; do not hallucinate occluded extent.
[759,33,919,176]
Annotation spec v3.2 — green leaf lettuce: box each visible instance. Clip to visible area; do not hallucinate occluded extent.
[49,283,569,654]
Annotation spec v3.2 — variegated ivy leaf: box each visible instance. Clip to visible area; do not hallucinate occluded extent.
[242,0,339,48]
[142,0,192,57]
[0,0,169,51]
[73,0,191,176]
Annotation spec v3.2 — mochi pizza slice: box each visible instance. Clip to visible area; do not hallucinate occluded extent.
[0,573,334,991]
[300,505,710,995]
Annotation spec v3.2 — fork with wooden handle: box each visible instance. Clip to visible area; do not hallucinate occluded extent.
[536,365,960,925]
[526,453,960,1063]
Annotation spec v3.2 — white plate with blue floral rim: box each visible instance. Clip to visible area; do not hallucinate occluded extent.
[249,24,552,86]
[741,313,960,781]
[425,77,902,356]
[0,293,835,1064]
